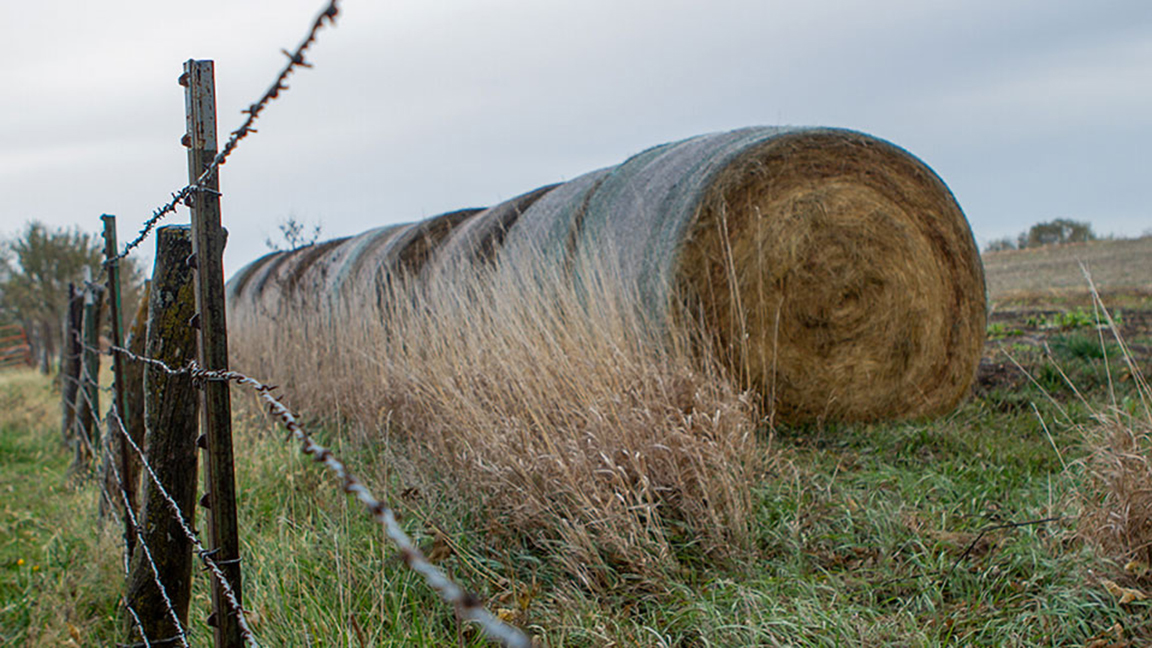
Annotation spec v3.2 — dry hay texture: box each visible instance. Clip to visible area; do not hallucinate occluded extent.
[228,126,986,424]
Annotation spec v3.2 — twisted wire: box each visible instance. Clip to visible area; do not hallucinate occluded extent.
[191,365,532,648]
[105,409,192,648]
[108,409,261,648]
[106,0,342,266]
[124,603,153,648]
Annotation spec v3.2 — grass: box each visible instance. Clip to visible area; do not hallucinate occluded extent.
[3,335,1151,645]
[231,247,763,593]
[3,249,1152,645]
[0,371,123,646]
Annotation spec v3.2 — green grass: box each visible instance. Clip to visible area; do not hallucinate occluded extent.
[0,370,123,646]
[3,338,1152,646]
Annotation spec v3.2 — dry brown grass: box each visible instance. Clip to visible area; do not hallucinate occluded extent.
[229,244,764,590]
[983,235,1152,303]
[1068,295,1152,579]
[1079,411,1152,571]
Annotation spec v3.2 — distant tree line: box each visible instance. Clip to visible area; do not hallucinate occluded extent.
[985,218,1098,252]
[0,221,144,373]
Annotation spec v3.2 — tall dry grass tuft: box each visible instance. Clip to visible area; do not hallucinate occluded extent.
[1079,411,1152,571]
[1068,289,1152,575]
[229,242,764,589]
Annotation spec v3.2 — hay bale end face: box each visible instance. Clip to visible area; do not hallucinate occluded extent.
[676,129,986,422]
[227,126,986,425]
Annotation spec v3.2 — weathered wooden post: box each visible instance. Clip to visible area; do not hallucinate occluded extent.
[75,274,105,469]
[37,320,52,375]
[102,214,137,552]
[121,280,151,504]
[60,284,84,443]
[183,59,245,647]
[124,226,201,645]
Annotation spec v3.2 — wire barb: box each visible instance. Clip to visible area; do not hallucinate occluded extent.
[105,409,192,648]
[195,364,532,648]
[104,0,343,268]
[109,408,261,647]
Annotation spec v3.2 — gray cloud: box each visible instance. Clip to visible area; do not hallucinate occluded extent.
[3,0,1150,276]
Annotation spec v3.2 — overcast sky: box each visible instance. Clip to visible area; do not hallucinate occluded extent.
[3,0,1150,277]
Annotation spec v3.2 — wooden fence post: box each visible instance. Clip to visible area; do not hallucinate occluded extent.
[102,214,137,552]
[75,275,105,470]
[183,58,245,647]
[124,226,201,644]
[60,284,84,443]
[37,320,53,375]
[121,280,151,506]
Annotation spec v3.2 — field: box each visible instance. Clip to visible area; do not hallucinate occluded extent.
[3,238,1152,647]
[983,235,1152,304]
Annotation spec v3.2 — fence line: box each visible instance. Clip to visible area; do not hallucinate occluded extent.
[108,408,259,647]
[81,337,530,647]
[102,416,192,648]
[66,330,254,645]
[55,0,535,642]
[75,336,530,646]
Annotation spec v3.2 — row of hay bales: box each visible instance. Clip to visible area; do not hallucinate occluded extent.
[227,126,986,424]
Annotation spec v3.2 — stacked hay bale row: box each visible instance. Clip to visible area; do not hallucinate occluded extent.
[227,126,986,424]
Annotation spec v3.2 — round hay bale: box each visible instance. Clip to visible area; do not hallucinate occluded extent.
[434,185,559,268]
[491,127,985,423]
[229,209,483,316]
[686,129,984,422]
[228,237,350,319]
[228,126,985,424]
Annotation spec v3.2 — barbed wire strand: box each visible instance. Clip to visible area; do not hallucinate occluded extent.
[107,0,342,266]
[188,364,532,648]
[110,410,205,553]
[108,409,261,648]
[104,409,192,648]
[124,603,154,648]
[68,354,190,648]
[109,342,192,376]
[98,415,135,576]
[70,376,106,472]
[85,334,528,644]
[207,0,341,183]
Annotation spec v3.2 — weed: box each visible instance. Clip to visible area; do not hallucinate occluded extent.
[987,322,1024,340]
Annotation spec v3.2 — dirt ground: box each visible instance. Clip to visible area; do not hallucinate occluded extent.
[976,237,1152,397]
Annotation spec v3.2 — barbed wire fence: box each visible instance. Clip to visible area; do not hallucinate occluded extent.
[57,0,533,646]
